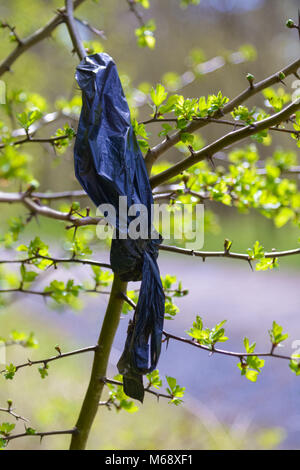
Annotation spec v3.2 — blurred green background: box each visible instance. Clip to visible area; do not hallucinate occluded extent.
[0,0,299,450]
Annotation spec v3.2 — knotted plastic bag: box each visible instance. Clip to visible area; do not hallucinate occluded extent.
[74,53,165,402]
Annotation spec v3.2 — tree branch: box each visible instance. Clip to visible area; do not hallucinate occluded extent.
[0,191,102,227]
[2,428,77,443]
[0,405,28,422]
[0,345,98,375]
[0,245,299,272]
[150,99,300,187]
[0,254,111,270]
[0,133,74,150]
[0,287,111,297]
[70,275,127,450]
[101,377,172,401]
[0,0,87,77]
[0,189,87,202]
[145,57,300,171]
[142,115,300,138]
[159,244,300,263]
[163,331,294,362]
[75,18,106,40]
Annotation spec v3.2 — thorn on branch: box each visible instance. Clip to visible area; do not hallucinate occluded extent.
[206,155,215,170]
[247,259,254,271]
[187,145,195,158]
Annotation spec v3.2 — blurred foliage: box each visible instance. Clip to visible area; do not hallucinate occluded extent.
[0,310,288,450]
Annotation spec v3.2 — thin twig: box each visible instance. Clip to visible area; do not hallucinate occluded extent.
[0,254,111,269]
[0,345,98,374]
[2,427,77,443]
[0,22,23,46]
[0,245,299,272]
[64,0,86,60]
[159,244,300,262]
[0,406,28,422]
[0,191,103,228]
[0,133,74,150]
[142,116,300,137]
[163,331,294,362]
[0,287,110,297]
[126,0,145,28]
[101,377,172,400]
[0,189,86,202]
[75,18,106,39]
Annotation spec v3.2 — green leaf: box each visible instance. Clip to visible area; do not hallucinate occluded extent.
[166,376,177,390]
[247,241,265,260]
[146,369,162,389]
[38,364,49,379]
[159,94,181,114]
[25,427,36,435]
[187,316,228,348]
[231,105,256,124]
[289,360,300,376]
[17,109,43,131]
[269,321,288,346]
[0,422,15,436]
[20,265,38,283]
[4,364,16,380]
[245,369,259,382]
[262,87,290,112]
[238,339,265,382]
[52,124,76,154]
[151,84,168,108]
[0,438,7,449]
[165,376,185,405]
[180,133,194,145]
[244,337,256,354]
[107,375,139,413]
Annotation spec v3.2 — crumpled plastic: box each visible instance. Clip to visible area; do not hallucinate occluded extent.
[74,53,165,402]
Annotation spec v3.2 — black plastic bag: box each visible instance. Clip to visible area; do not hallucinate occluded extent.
[74,53,165,402]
